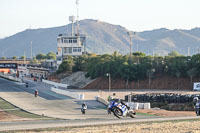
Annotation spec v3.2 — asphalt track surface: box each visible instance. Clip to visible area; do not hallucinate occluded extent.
[0,77,199,131]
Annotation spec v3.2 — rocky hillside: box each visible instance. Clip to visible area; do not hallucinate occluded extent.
[1,19,200,57]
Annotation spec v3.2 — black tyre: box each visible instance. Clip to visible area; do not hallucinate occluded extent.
[196,110,200,116]
[130,111,136,118]
[81,109,86,114]
[113,107,123,119]
[107,108,111,114]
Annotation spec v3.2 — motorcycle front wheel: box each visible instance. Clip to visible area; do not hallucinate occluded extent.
[113,107,123,119]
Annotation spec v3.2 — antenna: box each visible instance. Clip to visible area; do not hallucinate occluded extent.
[76,0,79,36]
[127,32,135,56]
[69,16,75,36]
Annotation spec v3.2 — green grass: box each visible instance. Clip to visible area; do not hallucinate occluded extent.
[0,98,47,119]
[5,110,45,118]
[0,99,16,109]
[136,112,158,116]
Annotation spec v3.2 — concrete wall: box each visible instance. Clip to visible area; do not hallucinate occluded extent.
[51,87,84,100]
[96,96,109,106]
[42,79,68,88]
[0,73,22,82]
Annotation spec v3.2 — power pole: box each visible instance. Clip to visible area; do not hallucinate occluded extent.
[24,50,26,64]
[30,42,32,59]
[106,73,111,94]
[187,47,190,56]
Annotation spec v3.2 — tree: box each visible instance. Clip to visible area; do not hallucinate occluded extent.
[73,55,88,72]
[30,56,40,64]
[57,57,74,74]
[1,56,6,60]
[12,56,17,60]
[36,53,46,60]
[47,52,56,60]
[168,51,181,57]
[20,56,26,60]
[132,52,146,57]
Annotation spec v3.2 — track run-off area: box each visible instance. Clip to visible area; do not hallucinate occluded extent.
[0,77,199,131]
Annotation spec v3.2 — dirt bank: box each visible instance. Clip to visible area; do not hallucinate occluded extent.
[83,75,200,90]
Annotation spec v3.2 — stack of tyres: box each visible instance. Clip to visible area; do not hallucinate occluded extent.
[125,93,200,104]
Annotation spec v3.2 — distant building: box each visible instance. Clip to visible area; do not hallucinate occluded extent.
[27,66,49,79]
[56,16,86,66]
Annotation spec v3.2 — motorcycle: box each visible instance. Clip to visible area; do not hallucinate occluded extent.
[108,100,136,119]
[25,82,29,88]
[35,90,38,97]
[81,104,87,114]
[195,101,200,116]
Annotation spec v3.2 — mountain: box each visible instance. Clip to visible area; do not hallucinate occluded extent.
[0,19,200,57]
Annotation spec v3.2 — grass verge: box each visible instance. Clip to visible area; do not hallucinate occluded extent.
[0,97,47,119]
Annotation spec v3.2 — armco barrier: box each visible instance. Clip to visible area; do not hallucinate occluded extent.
[96,96,109,106]
[42,79,68,88]
[51,87,84,100]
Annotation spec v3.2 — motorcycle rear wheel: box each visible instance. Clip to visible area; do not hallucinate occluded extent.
[130,111,136,118]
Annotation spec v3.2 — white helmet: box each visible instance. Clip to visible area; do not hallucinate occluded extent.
[193,97,199,102]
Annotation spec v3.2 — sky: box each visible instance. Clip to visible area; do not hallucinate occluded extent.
[1,0,200,38]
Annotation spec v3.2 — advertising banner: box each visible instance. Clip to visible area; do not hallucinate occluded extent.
[193,82,200,91]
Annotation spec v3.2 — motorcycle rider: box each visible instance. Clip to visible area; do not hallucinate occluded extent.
[193,97,199,107]
[193,97,200,115]
[81,102,87,114]
[121,100,130,110]
[35,89,38,97]
[25,82,29,88]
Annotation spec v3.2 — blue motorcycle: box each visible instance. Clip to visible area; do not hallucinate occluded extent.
[108,100,136,119]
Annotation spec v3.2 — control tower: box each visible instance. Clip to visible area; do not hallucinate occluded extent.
[56,0,86,66]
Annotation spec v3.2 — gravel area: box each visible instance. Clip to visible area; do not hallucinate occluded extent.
[15,120,200,133]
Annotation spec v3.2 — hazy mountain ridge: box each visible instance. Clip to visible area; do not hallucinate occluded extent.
[0,19,200,57]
